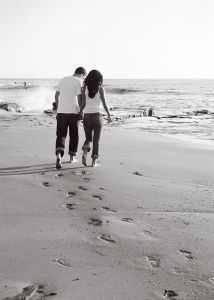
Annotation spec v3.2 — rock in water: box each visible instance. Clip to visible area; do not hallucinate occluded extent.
[148,107,153,116]
[194,109,209,115]
[43,109,54,115]
[44,102,57,115]
[0,102,22,112]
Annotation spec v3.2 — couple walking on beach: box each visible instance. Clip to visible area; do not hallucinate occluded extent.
[54,67,111,169]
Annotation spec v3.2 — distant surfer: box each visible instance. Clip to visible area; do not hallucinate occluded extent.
[23,82,27,88]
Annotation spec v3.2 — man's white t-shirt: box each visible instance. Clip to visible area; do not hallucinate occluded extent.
[56,76,82,114]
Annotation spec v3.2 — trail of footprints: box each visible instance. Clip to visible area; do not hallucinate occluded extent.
[59,169,145,250]
[5,168,214,299]
[39,169,214,299]
[44,169,176,299]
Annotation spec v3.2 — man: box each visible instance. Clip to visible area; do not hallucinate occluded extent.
[55,67,86,169]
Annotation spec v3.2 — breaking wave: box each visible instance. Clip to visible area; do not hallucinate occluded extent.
[105,87,145,94]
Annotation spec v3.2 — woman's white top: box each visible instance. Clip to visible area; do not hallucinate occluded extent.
[84,87,102,113]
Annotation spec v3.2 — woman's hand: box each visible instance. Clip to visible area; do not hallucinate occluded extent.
[107,115,112,123]
[78,112,83,120]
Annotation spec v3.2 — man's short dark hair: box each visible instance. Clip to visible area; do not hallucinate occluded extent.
[74,67,86,75]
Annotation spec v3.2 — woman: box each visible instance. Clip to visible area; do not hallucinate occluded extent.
[79,70,111,167]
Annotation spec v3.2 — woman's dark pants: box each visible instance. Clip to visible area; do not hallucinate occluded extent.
[56,113,79,157]
[82,113,102,159]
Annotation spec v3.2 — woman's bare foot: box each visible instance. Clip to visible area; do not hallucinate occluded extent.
[56,153,62,169]
[82,149,88,166]
[92,158,98,167]
[82,155,87,166]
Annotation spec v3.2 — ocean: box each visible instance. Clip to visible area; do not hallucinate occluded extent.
[0,78,214,144]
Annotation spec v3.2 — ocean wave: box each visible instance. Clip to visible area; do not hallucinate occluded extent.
[105,87,145,94]
[145,91,192,96]
[0,86,54,112]
[104,87,198,96]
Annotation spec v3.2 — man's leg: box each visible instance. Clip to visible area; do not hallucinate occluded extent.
[68,114,79,162]
[56,113,68,168]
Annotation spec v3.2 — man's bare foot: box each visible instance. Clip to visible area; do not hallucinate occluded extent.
[69,155,78,163]
[92,158,98,167]
[56,154,62,169]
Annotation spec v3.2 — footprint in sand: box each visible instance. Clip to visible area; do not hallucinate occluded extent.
[63,203,76,210]
[92,194,103,200]
[84,177,93,182]
[55,173,63,177]
[179,249,194,259]
[99,234,116,243]
[55,258,72,267]
[122,217,133,222]
[42,181,51,187]
[75,170,91,175]
[72,278,80,282]
[133,171,143,176]
[78,186,88,191]
[209,276,214,284]
[102,207,117,212]
[146,256,161,268]
[67,191,77,197]
[3,285,38,300]
[141,230,157,240]
[162,289,178,298]
[89,218,103,226]
[99,187,106,191]
[36,285,57,297]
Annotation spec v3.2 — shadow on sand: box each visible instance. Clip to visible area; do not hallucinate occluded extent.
[0,162,84,176]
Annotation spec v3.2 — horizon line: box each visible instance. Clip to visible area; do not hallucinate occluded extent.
[1,77,214,80]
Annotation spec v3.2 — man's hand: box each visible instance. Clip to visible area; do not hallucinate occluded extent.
[52,102,57,111]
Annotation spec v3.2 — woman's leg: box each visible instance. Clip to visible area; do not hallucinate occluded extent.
[91,114,102,165]
[82,115,93,166]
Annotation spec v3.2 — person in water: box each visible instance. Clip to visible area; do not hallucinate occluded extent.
[79,70,111,167]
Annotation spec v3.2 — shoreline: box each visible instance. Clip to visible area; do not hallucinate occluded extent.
[1,110,214,150]
[0,112,214,299]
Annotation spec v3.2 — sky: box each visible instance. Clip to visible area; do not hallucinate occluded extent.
[0,0,214,79]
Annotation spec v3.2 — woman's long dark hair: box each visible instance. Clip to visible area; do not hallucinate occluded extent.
[84,70,103,98]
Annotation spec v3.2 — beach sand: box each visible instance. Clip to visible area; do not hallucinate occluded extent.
[0,112,214,300]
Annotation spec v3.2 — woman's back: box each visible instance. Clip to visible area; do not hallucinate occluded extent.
[84,87,102,113]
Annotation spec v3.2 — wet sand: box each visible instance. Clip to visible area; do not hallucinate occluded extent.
[0,112,214,299]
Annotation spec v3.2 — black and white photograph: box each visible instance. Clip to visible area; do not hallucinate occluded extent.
[0,0,214,299]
